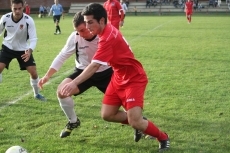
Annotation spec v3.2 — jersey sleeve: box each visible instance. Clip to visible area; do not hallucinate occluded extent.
[0,15,5,36]
[27,18,37,50]
[116,2,124,21]
[92,39,112,66]
[50,32,76,71]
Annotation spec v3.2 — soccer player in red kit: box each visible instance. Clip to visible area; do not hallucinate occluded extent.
[103,0,124,30]
[185,0,193,24]
[25,2,30,15]
[61,3,170,152]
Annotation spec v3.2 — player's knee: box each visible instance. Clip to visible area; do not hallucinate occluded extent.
[128,118,142,129]
[101,111,112,121]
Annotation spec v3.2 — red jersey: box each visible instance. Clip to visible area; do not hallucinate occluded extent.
[25,5,30,15]
[185,1,193,12]
[103,0,124,27]
[92,24,147,88]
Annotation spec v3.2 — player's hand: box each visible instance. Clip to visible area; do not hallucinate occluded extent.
[21,49,32,62]
[60,81,78,96]
[120,21,124,27]
[38,75,50,89]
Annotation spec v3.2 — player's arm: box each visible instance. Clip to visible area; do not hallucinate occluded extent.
[61,62,101,96]
[38,32,76,89]
[48,6,52,16]
[0,15,5,36]
[27,19,38,51]
[21,19,37,62]
[49,32,76,72]
[118,3,124,26]
[73,62,101,85]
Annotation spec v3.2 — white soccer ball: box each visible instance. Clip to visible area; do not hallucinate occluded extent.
[5,146,28,153]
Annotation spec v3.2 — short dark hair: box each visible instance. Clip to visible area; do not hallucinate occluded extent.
[73,11,85,28]
[11,0,24,6]
[82,3,107,24]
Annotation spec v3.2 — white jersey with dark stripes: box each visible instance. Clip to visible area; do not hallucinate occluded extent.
[50,31,110,72]
[0,12,37,51]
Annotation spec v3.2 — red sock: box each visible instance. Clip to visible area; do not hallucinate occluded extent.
[144,121,168,141]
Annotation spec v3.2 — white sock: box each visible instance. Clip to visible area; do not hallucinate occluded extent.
[0,73,2,83]
[58,97,77,123]
[30,77,40,96]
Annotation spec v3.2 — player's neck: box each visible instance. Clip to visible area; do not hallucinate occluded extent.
[12,14,23,22]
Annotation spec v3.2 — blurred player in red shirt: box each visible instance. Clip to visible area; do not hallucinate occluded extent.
[185,0,193,24]
[25,2,30,15]
[103,0,124,30]
[61,3,170,152]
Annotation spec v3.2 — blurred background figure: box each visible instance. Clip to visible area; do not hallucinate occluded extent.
[120,0,128,27]
[39,5,45,18]
[25,2,30,15]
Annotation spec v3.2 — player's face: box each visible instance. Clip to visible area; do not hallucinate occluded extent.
[84,15,104,35]
[11,3,24,21]
[75,23,94,39]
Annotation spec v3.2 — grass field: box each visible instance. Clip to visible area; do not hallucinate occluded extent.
[0,14,230,153]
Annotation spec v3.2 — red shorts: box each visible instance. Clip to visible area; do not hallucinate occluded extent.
[109,20,120,30]
[186,11,192,15]
[103,81,147,111]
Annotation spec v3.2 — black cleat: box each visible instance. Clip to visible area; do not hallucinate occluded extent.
[60,118,81,138]
[134,116,148,142]
[134,129,143,142]
[158,133,170,152]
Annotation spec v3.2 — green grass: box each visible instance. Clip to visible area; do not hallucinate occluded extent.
[0,14,230,153]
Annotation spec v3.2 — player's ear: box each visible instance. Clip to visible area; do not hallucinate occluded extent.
[99,17,105,25]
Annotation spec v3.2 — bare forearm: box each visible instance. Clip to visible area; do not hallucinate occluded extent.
[73,63,101,85]
[45,68,57,78]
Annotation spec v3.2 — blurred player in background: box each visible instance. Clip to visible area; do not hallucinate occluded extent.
[120,0,128,27]
[0,0,46,101]
[60,3,170,151]
[185,0,193,24]
[103,0,124,30]
[49,0,63,35]
[24,1,30,15]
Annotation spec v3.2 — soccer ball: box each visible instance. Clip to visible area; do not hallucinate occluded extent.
[5,146,28,153]
[38,14,42,18]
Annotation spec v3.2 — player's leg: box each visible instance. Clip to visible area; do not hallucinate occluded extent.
[125,84,170,151]
[0,46,14,83]
[57,78,81,138]
[53,16,58,34]
[189,13,192,23]
[18,53,46,101]
[55,15,61,34]
[101,84,146,142]
[58,69,93,138]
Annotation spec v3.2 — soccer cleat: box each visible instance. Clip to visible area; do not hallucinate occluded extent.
[60,118,81,138]
[134,129,143,142]
[134,116,148,142]
[54,31,61,35]
[158,133,170,152]
[34,94,46,101]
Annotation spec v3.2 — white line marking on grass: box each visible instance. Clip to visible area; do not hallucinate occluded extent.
[0,70,72,111]
[129,21,172,43]
[0,21,170,110]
